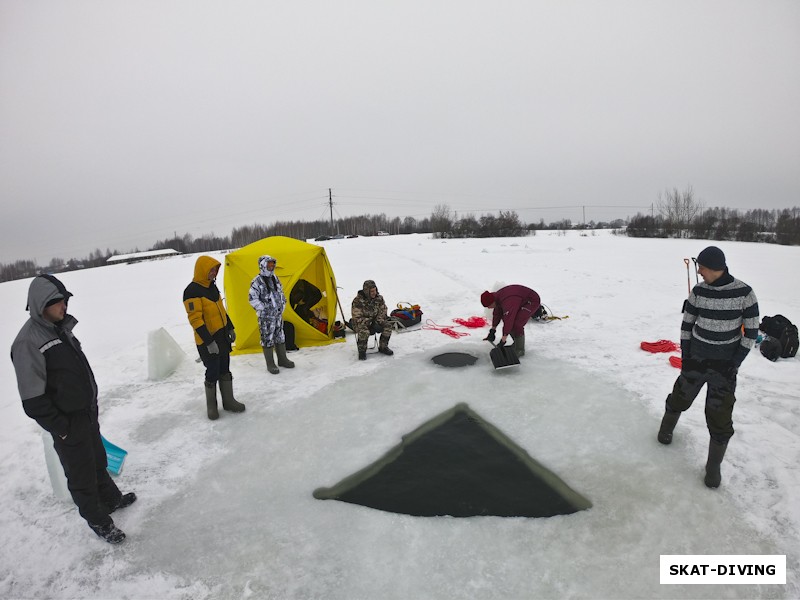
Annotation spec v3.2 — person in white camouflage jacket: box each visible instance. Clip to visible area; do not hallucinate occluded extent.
[249,255,295,374]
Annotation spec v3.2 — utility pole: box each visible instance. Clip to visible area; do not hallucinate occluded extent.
[329,188,334,235]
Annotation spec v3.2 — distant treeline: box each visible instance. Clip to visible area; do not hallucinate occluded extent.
[3,201,799,283]
[626,207,800,244]
[426,204,625,239]
[0,209,607,282]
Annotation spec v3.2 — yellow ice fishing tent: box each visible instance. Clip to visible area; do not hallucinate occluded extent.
[224,236,344,354]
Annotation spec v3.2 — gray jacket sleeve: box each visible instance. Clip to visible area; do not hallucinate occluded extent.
[11,339,69,437]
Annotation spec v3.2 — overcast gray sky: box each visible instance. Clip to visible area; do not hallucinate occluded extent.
[2,0,799,264]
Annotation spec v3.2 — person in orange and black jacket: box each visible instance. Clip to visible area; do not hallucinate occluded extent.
[183,255,245,420]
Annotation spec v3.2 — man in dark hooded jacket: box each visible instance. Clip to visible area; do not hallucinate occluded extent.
[351,279,393,360]
[10,275,136,544]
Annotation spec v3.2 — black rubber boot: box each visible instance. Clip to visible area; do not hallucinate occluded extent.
[219,373,246,413]
[276,343,295,368]
[704,440,728,488]
[204,381,219,420]
[263,346,280,374]
[89,521,126,544]
[657,410,681,445]
[378,334,393,355]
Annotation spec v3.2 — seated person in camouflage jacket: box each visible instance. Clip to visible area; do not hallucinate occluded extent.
[351,279,393,360]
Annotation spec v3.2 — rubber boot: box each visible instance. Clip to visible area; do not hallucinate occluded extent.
[378,334,393,356]
[89,521,126,544]
[276,343,295,368]
[704,440,728,488]
[657,410,681,445]
[204,380,219,420]
[263,346,280,374]
[219,372,246,413]
[513,334,525,357]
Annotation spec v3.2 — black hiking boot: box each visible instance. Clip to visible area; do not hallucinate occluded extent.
[378,346,394,356]
[110,492,137,513]
[89,521,126,544]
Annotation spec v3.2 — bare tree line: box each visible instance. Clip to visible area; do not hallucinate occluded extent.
[4,193,799,282]
[627,186,800,244]
[1,213,423,282]
[430,205,528,238]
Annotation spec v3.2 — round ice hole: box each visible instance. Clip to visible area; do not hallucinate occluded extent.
[431,352,478,367]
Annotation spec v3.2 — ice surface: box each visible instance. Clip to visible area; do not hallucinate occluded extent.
[0,232,798,599]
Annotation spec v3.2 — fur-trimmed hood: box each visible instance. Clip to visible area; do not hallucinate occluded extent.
[258,255,278,277]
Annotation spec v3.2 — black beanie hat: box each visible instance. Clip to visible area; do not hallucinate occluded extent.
[697,246,726,271]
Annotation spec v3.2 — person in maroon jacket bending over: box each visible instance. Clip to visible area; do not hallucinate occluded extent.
[481,285,541,357]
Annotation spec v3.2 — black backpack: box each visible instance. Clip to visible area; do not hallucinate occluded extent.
[759,314,798,359]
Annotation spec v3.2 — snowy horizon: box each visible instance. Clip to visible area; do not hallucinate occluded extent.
[1,231,797,599]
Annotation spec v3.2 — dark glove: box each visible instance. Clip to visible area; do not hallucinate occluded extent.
[228,330,236,343]
[484,328,496,343]
[207,340,220,355]
[497,338,506,347]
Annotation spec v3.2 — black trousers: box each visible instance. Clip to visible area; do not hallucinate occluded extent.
[197,346,231,383]
[666,364,737,444]
[53,412,122,526]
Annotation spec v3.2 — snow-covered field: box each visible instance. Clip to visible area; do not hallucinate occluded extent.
[1,230,797,599]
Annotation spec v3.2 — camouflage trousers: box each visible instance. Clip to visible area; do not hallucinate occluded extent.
[666,362,738,444]
[353,317,392,352]
[258,315,285,348]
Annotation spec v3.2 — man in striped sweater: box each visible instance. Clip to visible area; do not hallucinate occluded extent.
[657,246,759,489]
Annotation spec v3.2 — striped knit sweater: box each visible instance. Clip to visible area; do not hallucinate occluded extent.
[681,271,759,367]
